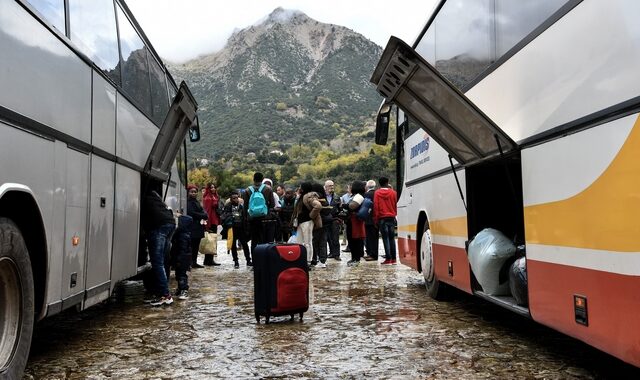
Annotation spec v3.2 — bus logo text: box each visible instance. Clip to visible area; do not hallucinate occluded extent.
[410,135,430,159]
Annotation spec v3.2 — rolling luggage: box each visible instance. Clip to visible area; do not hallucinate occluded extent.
[253,243,309,324]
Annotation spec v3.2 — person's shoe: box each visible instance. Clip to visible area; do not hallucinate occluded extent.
[176,290,189,300]
[390,259,398,265]
[381,259,393,265]
[192,263,204,269]
[150,294,173,306]
[333,256,342,261]
[347,260,360,267]
[246,261,253,267]
[317,262,327,269]
[309,261,317,267]
[364,256,377,261]
[234,261,240,269]
[342,248,351,252]
[211,261,221,266]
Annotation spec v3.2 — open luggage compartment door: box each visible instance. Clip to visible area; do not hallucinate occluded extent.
[371,36,517,166]
[144,81,198,181]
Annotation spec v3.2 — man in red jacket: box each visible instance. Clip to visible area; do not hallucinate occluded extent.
[373,177,398,265]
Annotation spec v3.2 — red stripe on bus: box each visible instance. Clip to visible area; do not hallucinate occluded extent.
[528,259,640,367]
[397,238,472,293]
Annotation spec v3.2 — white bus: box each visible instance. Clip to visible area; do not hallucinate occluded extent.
[371,0,640,367]
[0,1,199,377]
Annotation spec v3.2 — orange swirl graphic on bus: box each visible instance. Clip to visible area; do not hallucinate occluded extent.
[524,115,640,252]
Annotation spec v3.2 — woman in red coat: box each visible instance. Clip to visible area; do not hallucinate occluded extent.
[201,182,221,266]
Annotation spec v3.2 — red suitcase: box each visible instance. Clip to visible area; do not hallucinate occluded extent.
[253,243,309,324]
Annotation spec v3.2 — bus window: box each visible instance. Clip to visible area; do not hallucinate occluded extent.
[116,4,152,116]
[68,0,120,85]
[495,0,569,56]
[433,0,493,89]
[26,0,65,32]
[149,56,169,125]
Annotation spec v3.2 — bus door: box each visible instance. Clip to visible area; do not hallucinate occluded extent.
[371,37,525,289]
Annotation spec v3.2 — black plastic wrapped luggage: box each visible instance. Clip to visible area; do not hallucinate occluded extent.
[253,243,309,324]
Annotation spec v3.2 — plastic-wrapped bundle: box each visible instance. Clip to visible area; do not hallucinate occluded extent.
[509,257,528,305]
[468,228,516,295]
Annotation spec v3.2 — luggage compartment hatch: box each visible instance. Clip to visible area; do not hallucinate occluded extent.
[370,36,518,166]
[144,81,198,181]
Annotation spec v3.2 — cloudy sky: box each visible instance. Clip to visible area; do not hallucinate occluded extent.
[127,0,438,63]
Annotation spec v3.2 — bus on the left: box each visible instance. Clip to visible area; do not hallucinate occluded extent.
[0,1,200,378]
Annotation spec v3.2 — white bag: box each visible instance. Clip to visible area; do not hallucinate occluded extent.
[287,233,297,244]
[468,228,515,295]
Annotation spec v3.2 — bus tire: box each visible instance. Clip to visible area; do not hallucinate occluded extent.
[419,223,449,300]
[0,218,34,380]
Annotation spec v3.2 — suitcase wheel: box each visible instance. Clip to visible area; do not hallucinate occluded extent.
[255,314,260,324]
[299,312,304,322]
[265,316,271,324]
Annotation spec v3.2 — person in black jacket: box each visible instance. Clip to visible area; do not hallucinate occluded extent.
[324,180,341,260]
[220,191,251,268]
[142,190,176,306]
[187,184,208,269]
[166,214,192,299]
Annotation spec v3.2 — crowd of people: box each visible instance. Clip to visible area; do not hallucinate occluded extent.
[140,172,398,306]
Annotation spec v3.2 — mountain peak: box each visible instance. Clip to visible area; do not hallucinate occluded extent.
[265,7,306,24]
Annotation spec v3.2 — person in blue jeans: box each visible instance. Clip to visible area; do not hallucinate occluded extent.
[373,177,398,264]
[142,190,176,306]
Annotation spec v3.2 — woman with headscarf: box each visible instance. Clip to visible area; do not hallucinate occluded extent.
[187,184,208,268]
[202,182,221,266]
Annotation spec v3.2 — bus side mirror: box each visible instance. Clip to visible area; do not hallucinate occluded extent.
[189,115,201,142]
[375,102,391,145]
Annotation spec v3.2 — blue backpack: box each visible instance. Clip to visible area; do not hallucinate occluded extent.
[248,184,268,218]
[356,197,373,221]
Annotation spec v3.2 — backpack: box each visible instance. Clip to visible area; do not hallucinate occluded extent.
[356,197,373,221]
[248,184,268,218]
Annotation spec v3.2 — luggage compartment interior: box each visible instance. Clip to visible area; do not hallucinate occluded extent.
[465,152,525,246]
[465,152,528,313]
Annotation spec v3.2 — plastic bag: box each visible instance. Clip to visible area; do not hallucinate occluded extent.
[509,257,528,305]
[468,228,515,295]
[199,232,217,255]
[287,233,298,244]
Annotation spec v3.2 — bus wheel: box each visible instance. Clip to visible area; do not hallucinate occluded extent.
[0,218,34,379]
[419,223,449,300]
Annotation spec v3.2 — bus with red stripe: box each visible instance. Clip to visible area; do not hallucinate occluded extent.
[370,0,640,367]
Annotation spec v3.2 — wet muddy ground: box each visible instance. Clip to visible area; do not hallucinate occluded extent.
[24,240,639,379]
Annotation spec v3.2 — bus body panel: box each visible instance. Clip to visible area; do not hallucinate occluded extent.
[528,259,640,366]
[48,140,67,307]
[61,148,89,301]
[521,114,640,365]
[85,155,115,308]
[111,164,141,286]
[92,72,117,156]
[467,1,640,142]
[433,244,472,294]
[0,0,91,144]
